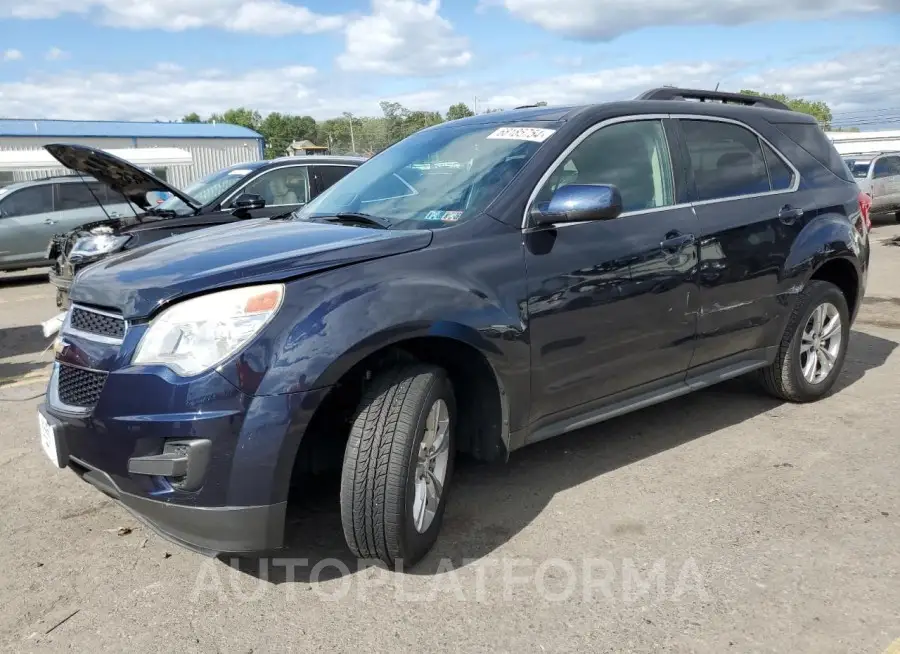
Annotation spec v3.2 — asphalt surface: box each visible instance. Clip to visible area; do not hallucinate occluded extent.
[2,223,900,653]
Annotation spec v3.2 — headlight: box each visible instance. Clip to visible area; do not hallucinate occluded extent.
[69,234,130,260]
[132,284,285,376]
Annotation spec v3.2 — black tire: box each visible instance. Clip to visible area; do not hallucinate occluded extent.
[340,364,456,568]
[757,280,850,402]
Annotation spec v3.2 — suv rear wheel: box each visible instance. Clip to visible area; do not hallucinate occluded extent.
[758,280,850,402]
[340,364,456,568]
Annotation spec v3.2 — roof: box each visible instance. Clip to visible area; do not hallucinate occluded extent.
[0,175,100,194]
[269,154,368,165]
[0,146,193,171]
[0,118,263,140]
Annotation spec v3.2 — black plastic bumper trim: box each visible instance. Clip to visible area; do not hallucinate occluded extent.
[72,458,286,555]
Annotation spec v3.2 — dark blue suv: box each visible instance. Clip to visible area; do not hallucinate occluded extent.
[37,88,870,567]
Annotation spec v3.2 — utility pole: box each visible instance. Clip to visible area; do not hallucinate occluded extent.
[474,96,478,114]
[343,112,356,154]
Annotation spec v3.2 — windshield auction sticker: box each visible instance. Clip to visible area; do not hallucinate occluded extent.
[486,127,556,143]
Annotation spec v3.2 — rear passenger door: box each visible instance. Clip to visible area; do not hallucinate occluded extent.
[675,117,802,369]
[0,184,57,264]
[878,156,900,207]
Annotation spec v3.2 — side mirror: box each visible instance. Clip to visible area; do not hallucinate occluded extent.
[530,184,623,225]
[232,193,266,211]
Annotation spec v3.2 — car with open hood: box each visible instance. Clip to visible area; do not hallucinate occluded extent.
[44,144,365,316]
[37,88,869,569]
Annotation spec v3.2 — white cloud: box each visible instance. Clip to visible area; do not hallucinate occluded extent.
[497,0,900,40]
[0,63,319,122]
[337,0,472,76]
[0,47,897,125]
[0,0,345,35]
[45,47,69,61]
[2,49,23,61]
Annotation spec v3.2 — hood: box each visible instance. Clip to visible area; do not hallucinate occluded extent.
[44,143,201,212]
[69,219,433,319]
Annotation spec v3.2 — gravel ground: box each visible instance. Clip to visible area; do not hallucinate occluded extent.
[2,223,900,654]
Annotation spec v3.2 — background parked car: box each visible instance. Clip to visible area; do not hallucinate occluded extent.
[843,151,900,221]
[45,144,365,310]
[0,174,137,272]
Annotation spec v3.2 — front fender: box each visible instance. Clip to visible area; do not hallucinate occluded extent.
[218,255,530,425]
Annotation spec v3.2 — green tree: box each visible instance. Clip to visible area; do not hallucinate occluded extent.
[208,107,262,131]
[182,112,202,123]
[446,102,475,121]
[258,112,317,158]
[739,89,833,129]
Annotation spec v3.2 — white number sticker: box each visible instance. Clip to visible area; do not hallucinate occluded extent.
[486,127,556,143]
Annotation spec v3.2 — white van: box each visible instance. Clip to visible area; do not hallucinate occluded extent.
[843,152,900,221]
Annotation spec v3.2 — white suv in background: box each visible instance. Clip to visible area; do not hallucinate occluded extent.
[843,152,900,222]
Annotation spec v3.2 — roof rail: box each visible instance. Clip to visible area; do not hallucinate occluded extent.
[636,87,792,111]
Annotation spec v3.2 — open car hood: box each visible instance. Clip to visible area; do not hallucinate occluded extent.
[44,143,202,212]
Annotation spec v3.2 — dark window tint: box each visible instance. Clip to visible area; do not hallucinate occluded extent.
[681,120,771,201]
[762,142,794,191]
[314,165,355,192]
[56,182,107,210]
[535,120,675,213]
[0,185,54,217]
[775,122,851,182]
[874,156,900,178]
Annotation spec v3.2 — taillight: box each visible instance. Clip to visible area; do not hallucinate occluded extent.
[858,191,872,231]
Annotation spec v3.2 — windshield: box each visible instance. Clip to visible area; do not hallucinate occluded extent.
[156,163,264,214]
[293,123,557,228]
[844,159,871,179]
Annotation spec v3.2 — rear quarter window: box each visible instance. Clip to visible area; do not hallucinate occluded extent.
[774,122,853,182]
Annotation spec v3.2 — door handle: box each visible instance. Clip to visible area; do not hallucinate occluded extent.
[778,205,804,223]
[661,232,696,252]
[44,218,56,225]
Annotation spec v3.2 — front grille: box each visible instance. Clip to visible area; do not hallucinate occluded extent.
[70,307,126,339]
[57,364,107,408]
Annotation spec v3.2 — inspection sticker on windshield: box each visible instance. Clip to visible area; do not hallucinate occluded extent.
[229,169,253,175]
[486,127,556,143]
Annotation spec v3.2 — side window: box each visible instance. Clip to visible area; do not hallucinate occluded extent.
[876,156,900,177]
[873,159,891,178]
[761,142,795,191]
[242,167,310,206]
[681,120,771,202]
[87,183,110,203]
[775,122,852,182]
[314,165,355,192]
[535,119,675,213]
[0,185,54,217]
[56,182,102,210]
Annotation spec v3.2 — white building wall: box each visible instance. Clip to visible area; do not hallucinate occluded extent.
[826,130,900,156]
[0,136,263,188]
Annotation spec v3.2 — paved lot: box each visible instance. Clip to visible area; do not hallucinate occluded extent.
[2,224,900,653]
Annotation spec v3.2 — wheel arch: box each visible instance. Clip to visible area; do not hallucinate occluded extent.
[286,327,513,497]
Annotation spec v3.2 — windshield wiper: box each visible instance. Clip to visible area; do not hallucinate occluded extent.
[311,212,391,229]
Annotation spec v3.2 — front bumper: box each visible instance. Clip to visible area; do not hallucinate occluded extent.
[70,452,286,555]
[40,362,326,555]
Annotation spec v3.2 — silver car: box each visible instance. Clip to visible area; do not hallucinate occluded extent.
[0,175,137,272]
[843,152,900,222]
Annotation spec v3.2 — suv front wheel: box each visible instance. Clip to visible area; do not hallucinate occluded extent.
[758,279,851,402]
[340,363,456,568]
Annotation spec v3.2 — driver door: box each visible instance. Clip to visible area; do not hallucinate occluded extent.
[228,165,312,218]
[524,118,699,429]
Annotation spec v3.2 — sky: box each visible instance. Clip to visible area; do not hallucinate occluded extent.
[0,0,899,129]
